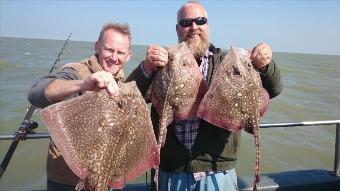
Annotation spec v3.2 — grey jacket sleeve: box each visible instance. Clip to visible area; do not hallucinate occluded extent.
[125,62,153,97]
[27,68,79,108]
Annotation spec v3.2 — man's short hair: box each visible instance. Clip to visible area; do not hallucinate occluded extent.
[98,23,131,49]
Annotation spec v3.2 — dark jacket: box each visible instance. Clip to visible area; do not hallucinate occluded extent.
[126,44,282,172]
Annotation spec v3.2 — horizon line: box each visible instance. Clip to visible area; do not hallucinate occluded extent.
[1,35,339,57]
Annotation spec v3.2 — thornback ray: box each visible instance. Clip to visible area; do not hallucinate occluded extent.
[197,47,269,191]
[41,81,160,191]
[151,42,207,148]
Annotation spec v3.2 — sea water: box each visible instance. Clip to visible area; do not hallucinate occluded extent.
[0,37,339,190]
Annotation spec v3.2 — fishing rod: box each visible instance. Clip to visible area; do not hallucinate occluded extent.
[0,33,72,178]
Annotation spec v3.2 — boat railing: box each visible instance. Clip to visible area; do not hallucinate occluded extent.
[1,120,340,177]
[259,120,340,176]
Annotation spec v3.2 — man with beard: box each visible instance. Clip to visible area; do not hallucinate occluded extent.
[127,1,282,190]
[28,23,132,191]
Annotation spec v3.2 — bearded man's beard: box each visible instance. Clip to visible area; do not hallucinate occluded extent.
[180,33,210,60]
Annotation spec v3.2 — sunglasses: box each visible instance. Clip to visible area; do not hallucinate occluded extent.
[178,17,208,27]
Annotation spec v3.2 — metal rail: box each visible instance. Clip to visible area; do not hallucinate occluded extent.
[1,120,340,176]
[0,133,51,140]
[259,120,340,128]
[1,120,339,140]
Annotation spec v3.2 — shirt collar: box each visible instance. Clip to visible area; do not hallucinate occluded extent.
[200,49,213,60]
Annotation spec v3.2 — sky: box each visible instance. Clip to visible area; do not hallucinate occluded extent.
[1,0,340,55]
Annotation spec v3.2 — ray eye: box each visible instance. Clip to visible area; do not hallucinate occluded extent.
[117,101,123,109]
[232,66,241,75]
[246,61,252,68]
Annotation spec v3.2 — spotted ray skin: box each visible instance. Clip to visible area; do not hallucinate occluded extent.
[151,42,207,148]
[41,82,160,191]
[197,47,269,191]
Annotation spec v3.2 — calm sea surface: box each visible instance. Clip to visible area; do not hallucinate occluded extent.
[0,37,339,190]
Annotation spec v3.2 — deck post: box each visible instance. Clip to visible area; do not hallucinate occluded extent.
[334,123,340,176]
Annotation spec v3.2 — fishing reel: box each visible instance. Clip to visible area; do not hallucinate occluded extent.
[16,120,38,141]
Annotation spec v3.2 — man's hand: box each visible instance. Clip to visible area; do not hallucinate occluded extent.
[250,43,272,72]
[82,71,119,96]
[142,45,169,76]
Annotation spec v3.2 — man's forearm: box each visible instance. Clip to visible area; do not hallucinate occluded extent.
[45,79,84,103]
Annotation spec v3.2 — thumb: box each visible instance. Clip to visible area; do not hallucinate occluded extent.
[107,81,119,97]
